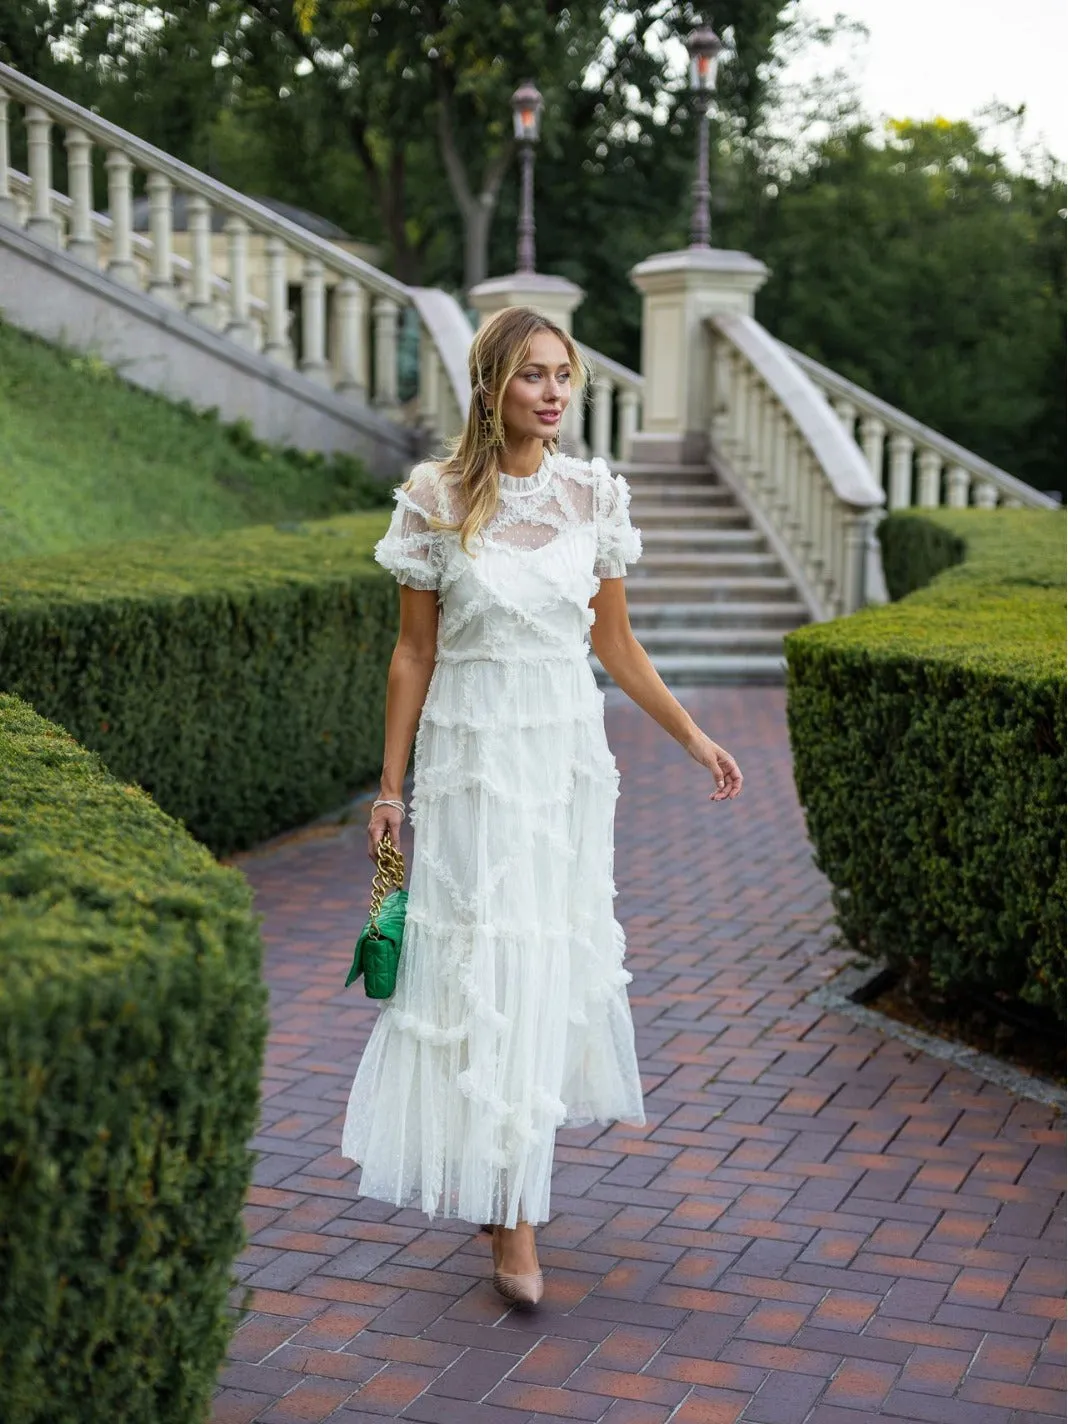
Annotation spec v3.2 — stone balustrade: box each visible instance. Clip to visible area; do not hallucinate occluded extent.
[0,62,465,439]
[785,346,1060,513]
[710,314,886,619]
[578,344,643,464]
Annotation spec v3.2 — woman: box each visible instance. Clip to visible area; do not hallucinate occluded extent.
[342,306,743,1307]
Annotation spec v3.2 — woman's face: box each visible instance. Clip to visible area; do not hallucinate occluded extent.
[499,331,572,444]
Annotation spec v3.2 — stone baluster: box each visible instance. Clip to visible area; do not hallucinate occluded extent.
[859,415,886,484]
[373,296,401,410]
[974,481,998,508]
[591,374,613,461]
[798,448,820,589]
[26,106,60,247]
[822,484,839,612]
[946,464,970,507]
[842,507,874,614]
[223,215,256,346]
[1003,497,1024,509]
[299,256,330,383]
[917,448,942,506]
[104,149,137,285]
[263,236,294,367]
[832,396,857,443]
[887,431,914,509]
[618,388,639,463]
[417,330,443,442]
[0,87,14,223]
[64,127,97,265]
[335,278,367,395]
[146,172,176,305]
[770,402,793,529]
[184,195,214,326]
[781,424,803,546]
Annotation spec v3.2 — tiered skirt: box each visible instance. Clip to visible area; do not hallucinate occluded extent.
[341,656,645,1227]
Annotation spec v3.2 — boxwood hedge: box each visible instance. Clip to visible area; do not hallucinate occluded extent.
[784,507,1066,1017]
[0,512,397,855]
[0,693,268,1424]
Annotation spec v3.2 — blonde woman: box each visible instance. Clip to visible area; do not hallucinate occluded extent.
[342,306,743,1307]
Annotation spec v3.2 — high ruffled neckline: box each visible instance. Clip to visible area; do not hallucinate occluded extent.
[498,450,553,496]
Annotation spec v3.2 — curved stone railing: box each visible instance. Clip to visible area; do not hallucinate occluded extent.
[710,313,886,619]
[578,344,643,463]
[0,61,467,439]
[785,346,1060,512]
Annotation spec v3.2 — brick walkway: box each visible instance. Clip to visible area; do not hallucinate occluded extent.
[216,686,1065,1424]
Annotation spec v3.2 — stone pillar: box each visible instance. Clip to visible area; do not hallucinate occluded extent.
[146,172,176,305]
[628,247,768,466]
[105,149,138,286]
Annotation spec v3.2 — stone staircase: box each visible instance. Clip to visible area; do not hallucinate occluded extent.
[594,464,810,684]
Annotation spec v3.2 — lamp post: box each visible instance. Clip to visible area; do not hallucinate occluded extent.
[511,79,544,275]
[687,25,724,249]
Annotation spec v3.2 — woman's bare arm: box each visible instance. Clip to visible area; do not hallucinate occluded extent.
[369,585,440,855]
[589,579,743,801]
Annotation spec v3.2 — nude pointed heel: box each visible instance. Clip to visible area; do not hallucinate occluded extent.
[489,1225,544,1307]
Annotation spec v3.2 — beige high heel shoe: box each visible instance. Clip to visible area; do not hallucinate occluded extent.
[487,1223,544,1307]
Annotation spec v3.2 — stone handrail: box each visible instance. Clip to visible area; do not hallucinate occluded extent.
[0,60,467,432]
[578,343,643,463]
[8,168,269,329]
[710,313,886,618]
[782,345,1060,511]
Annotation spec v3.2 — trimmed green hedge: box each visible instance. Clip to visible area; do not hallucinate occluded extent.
[0,694,268,1424]
[784,508,1066,1017]
[0,512,396,855]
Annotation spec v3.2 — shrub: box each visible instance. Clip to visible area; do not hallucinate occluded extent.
[0,693,268,1424]
[784,508,1066,1017]
[0,512,397,855]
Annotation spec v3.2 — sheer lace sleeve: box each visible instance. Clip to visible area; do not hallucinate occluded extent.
[592,457,642,579]
[375,463,444,591]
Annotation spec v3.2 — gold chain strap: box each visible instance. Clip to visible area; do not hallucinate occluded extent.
[368,832,405,937]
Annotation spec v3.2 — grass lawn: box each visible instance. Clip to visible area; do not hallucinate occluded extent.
[0,320,394,561]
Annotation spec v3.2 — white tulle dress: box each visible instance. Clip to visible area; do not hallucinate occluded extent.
[341,448,646,1228]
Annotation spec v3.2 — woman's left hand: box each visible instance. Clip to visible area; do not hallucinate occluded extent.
[686,729,743,801]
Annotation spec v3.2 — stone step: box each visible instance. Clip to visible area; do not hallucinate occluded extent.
[628,600,810,628]
[634,552,783,577]
[624,482,735,505]
[617,463,719,483]
[640,527,766,552]
[592,651,788,686]
[634,626,790,652]
[630,503,750,527]
[624,574,800,603]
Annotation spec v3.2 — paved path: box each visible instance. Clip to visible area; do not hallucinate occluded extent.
[215,686,1065,1424]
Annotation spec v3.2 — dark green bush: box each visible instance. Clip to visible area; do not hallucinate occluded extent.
[784,508,1066,1017]
[0,512,398,855]
[0,693,268,1424]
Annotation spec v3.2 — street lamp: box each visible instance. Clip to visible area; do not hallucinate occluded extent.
[686,24,724,249]
[511,79,544,275]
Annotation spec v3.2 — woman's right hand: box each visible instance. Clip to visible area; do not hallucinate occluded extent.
[368,803,404,860]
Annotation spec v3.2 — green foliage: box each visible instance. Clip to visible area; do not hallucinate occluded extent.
[0,694,268,1424]
[784,508,1066,1016]
[0,512,398,854]
[0,320,390,562]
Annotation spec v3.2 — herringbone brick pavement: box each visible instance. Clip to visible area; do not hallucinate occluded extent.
[216,685,1066,1424]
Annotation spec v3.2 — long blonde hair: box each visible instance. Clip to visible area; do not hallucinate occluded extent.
[420,306,588,556]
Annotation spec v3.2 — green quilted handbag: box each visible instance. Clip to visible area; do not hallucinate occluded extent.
[346,832,408,998]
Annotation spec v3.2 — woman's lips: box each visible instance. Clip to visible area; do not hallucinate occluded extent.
[536,411,561,424]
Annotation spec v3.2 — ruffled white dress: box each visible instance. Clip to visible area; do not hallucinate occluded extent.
[341,449,646,1228]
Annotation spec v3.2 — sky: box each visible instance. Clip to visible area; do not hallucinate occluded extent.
[783,0,1067,162]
